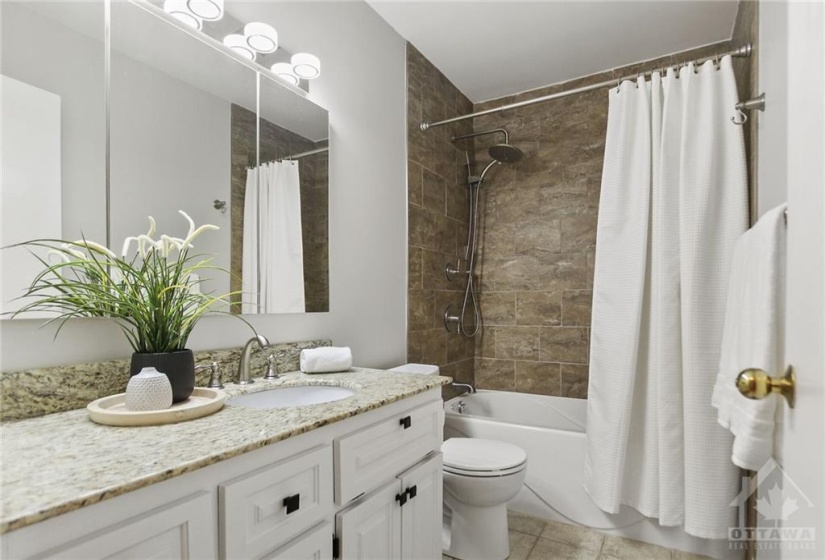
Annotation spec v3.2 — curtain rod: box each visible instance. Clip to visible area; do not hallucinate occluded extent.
[420,44,752,131]
[247,146,329,169]
[281,146,328,160]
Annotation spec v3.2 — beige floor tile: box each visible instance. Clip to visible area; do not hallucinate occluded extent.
[508,510,549,536]
[444,532,536,560]
[509,530,540,560]
[528,537,600,560]
[600,535,671,560]
[672,550,713,560]
[539,519,604,552]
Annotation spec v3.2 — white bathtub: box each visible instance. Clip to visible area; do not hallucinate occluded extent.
[444,390,732,559]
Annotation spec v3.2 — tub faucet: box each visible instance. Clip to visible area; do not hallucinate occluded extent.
[238,334,270,385]
[452,382,476,395]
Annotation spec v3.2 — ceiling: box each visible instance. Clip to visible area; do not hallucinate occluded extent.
[366,0,739,103]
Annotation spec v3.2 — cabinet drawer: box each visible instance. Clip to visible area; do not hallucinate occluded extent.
[35,491,214,560]
[220,444,333,559]
[335,400,443,504]
[262,520,333,560]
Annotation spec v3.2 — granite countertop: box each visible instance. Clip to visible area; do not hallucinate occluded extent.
[0,368,452,534]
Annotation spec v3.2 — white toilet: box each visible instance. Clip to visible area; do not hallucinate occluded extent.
[388,364,528,560]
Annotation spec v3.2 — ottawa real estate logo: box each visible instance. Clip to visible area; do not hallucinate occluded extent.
[729,458,816,553]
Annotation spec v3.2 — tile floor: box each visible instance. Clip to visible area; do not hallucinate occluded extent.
[443,511,714,560]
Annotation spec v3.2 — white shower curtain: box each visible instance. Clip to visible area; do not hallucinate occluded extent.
[583,57,748,539]
[242,160,306,314]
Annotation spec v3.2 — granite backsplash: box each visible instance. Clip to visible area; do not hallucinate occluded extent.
[0,339,330,422]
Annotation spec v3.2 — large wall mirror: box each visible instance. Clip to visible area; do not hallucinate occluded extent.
[1,0,330,317]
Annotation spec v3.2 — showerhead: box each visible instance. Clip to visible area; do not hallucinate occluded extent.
[488,143,523,164]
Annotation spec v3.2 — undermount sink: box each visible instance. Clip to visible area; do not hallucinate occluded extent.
[227,385,356,410]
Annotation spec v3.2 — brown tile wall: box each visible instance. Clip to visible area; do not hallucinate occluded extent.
[470,37,757,399]
[230,104,329,313]
[406,45,476,394]
[408,3,756,400]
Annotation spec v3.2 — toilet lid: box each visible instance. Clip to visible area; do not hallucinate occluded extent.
[442,438,527,472]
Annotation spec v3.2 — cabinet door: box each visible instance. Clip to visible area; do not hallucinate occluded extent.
[399,453,442,560]
[39,491,214,560]
[262,521,333,560]
[336,400,443,505]
[336,480,402,560]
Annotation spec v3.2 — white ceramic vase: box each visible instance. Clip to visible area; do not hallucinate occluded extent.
[125,367,174,411]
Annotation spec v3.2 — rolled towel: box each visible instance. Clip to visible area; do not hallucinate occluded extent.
[300,347,353,374]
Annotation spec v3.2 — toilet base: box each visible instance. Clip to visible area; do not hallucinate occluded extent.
[443,502,509,560]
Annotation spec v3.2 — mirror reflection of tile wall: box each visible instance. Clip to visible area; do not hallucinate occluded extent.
[230,105,329,313]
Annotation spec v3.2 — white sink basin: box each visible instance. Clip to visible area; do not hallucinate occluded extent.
[227,385,356,410]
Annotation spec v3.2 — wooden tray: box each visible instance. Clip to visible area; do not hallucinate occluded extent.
[87,388,226,427]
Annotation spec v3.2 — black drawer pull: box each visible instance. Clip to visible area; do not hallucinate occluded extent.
[399,416,412,429]
[395,492,407,506]
[406,485,417,500]
[283,493,300,514]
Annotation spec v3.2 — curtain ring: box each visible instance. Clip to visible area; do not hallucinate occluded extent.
[731,108,748,125]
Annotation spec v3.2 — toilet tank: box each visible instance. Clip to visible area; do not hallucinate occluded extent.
[388,363,440,376]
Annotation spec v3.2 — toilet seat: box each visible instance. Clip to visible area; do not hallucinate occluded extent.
[442,438,527,478]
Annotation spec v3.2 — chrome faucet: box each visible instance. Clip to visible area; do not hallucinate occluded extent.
[452,382,476,395]
[237,335,270,385]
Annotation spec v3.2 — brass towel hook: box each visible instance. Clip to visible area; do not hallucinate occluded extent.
[736,366,795,408]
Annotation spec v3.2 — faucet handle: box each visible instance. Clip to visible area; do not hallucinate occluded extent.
[196,361,223,389]
[263,353,280,380]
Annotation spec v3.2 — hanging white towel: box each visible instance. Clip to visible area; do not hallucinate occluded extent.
[712,203,787,470]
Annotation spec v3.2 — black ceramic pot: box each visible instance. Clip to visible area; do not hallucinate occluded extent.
[130,349,195,403]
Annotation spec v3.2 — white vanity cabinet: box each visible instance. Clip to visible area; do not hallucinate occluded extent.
[2,491,217,560]
[2,388,444,560]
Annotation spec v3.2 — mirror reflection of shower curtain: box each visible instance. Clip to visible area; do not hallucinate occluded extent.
[242,161,305,314]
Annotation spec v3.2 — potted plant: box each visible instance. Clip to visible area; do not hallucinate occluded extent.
[9,211,251,402]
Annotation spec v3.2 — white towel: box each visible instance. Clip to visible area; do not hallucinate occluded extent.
[300,347,353,374]
[712,203,787,470]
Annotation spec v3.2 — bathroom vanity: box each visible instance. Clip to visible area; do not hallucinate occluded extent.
[0,369,450,559]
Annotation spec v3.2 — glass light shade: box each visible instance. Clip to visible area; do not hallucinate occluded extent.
[244,22,278,54]
[186,0,223,21]
[291,53,320,79]
[164,0,202,30]
[223,34,256,61]
[271,62,299,86]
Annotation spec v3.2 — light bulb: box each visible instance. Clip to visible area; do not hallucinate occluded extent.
[244,22,278,54]
[164,0,202,30]
[223,34,256,61]
[291,53,320,79]
[186,0,223,21]
[271,62,299,86]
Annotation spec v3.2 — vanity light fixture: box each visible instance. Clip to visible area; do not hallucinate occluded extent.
[223,34,256,61]
[291,53,321,79]
[163,0,202,30]
[186,0,224,21]
[244,22,278,53]
[271,62,299,86]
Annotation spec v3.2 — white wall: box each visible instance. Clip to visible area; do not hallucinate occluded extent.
[756,0,789,216]
[0,2,106,243]
[109,49,233,296]
[0,1,409,371]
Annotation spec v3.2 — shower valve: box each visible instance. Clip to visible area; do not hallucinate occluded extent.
[444,306,460,334]
[445,260,470,282]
